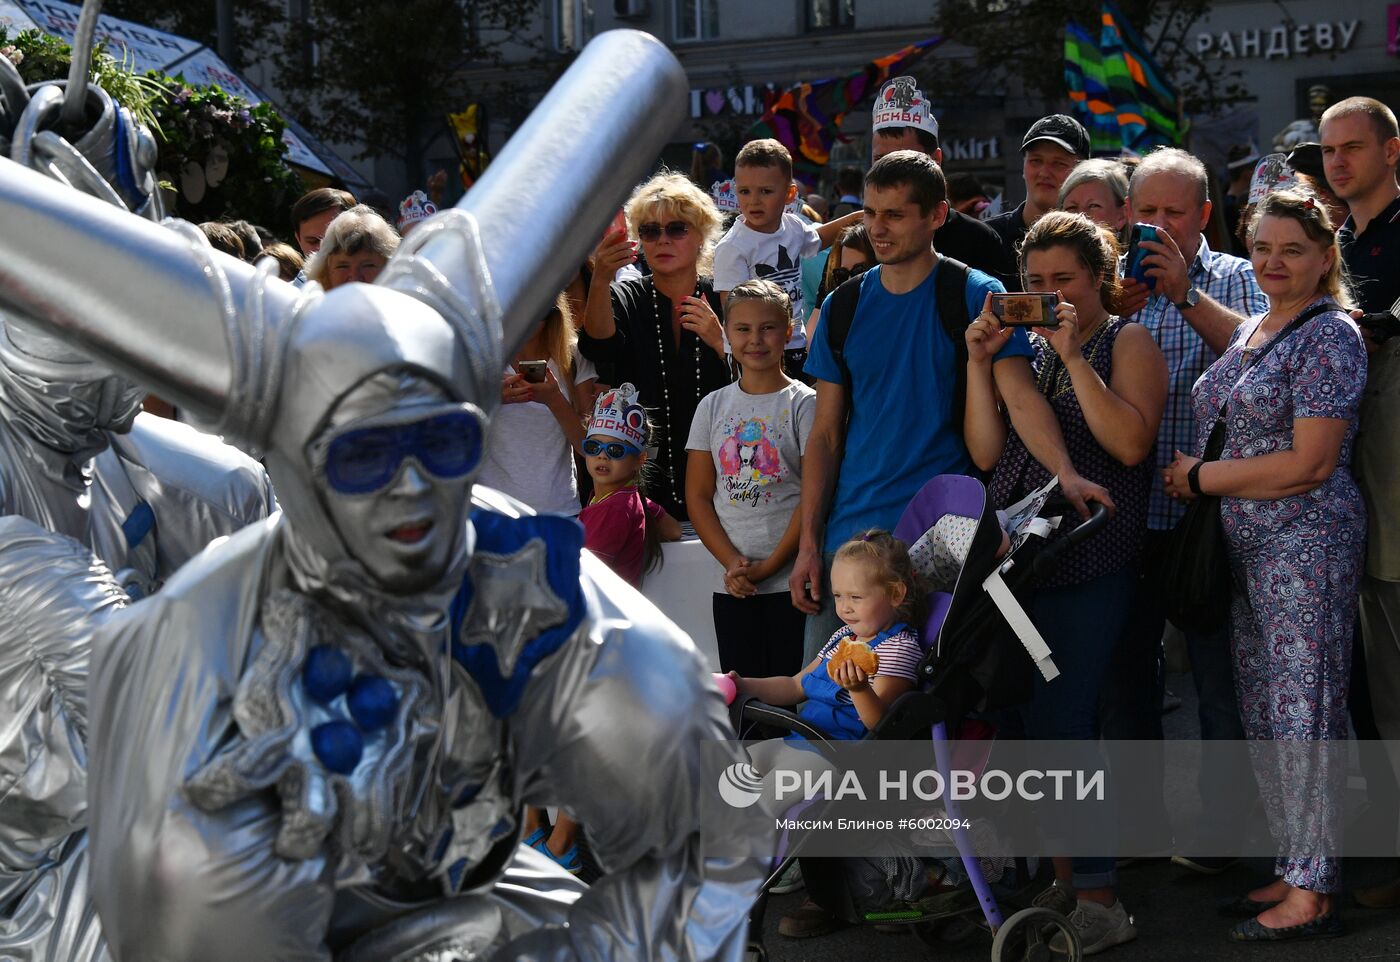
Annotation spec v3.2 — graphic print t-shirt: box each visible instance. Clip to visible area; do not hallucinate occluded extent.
[686,379,816,594]
[712,212,823,351]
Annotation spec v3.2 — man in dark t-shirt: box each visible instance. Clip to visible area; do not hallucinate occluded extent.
[985,115,1090,286]
[1321,97,1400,907]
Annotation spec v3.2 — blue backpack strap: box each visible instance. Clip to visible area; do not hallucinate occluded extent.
[449,509,586,719]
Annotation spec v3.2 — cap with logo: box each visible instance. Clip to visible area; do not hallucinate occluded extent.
[871,76,939,141]
[1020,114,1090,158]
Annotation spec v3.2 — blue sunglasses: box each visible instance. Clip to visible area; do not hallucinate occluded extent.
[582,437,641,460]
[319,405,485,495]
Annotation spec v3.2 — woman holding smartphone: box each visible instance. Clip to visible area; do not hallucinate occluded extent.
[963,211,1168,955]
[579,172,731,521]
[477,294,596,515]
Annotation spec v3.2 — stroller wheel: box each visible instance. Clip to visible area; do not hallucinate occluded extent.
[991,907,1081,962]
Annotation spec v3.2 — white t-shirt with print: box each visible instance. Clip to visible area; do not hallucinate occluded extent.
[712,211,822,351]
[685,379,815,594]
[477,353,596,516]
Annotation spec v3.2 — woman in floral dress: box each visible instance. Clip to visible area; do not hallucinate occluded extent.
[1164,190,1366,943]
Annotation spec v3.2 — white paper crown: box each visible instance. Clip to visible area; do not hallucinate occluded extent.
[588,382,648,450]
[1246,153,1299,206]
[872,76,939,140]
[710,178,738,212]
[397,189,438,231]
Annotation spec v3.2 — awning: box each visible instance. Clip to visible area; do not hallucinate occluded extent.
[0,0,370,190]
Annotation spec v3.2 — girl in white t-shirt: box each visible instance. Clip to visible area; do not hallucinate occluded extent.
[478,295,596,515]
[686,280,814,678]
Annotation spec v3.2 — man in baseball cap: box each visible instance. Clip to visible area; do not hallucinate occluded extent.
[985,114,1091,281]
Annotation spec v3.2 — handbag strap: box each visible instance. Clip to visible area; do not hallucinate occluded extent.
[1200,301,1336,462]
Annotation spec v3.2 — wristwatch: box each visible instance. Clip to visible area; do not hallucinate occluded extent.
[1174,287,1201,311]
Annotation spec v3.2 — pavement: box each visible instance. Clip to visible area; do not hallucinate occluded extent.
[757,672,1400,962]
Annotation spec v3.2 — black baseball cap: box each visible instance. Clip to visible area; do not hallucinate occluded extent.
[1021,114,1091,158]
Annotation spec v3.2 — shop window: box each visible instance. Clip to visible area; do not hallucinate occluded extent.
[674,0,719,42]
[807,0,854,31]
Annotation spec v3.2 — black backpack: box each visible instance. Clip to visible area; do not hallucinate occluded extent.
[819,257,974,434]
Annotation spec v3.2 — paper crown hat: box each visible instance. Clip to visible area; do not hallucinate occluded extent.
[396,189,438,231]
[872,76,938,140]
[588,382,648,450]
[1247,152,1298,205]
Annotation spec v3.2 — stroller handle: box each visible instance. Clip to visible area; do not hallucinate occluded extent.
[1061,499,1111,547]
[1031,499,1110,577]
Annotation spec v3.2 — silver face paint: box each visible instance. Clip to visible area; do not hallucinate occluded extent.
[316,376,473,594]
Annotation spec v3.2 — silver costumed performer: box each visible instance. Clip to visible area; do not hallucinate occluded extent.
[0,16,276,960]
[0,26,770,962]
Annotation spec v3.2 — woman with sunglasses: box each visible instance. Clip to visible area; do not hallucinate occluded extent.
[805,222,877,345]
[580,172,733,522]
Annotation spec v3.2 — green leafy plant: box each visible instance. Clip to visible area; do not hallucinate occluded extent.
[0,27,304,233]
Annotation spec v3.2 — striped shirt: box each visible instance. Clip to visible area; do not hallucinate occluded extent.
[816,625,923,704]
[1127,236,1267,529]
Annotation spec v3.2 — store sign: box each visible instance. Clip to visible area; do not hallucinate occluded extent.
[1195,20,1360,59]
[944,136,1001,162]
[690,84,779,118]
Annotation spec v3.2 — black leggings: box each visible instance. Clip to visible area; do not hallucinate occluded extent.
[713,591,807,678]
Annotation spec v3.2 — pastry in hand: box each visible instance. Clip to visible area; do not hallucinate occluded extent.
[827,638,878,680]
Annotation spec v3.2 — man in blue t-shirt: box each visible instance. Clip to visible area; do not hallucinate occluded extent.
[791,150,1112,660]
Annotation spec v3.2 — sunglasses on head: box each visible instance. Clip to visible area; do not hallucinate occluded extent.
[316,403,486,496]
[829,263,871,287]
[637,221,692,242]
[582,437,642,460]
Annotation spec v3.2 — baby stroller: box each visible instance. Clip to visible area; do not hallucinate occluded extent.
[732,474,1109,962]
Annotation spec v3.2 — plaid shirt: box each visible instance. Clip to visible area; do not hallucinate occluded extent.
[1128,235,1267,530]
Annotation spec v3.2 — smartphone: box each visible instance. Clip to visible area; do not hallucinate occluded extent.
[608,208,628,238]
[1124,223,1160,288]
[990,293,1059,328]
[518,360,548,384]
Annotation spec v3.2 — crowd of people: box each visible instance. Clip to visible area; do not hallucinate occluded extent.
[399,78,1394,953]
[10,53,1398,956]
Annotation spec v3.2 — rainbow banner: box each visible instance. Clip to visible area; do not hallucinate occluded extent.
[749,37,944,185]
[1065,3,1179,154]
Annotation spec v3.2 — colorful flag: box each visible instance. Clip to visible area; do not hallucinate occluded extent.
[446,104,489,189]
[749,38,944,185]
[1065,4,1179,154]
[1064,19,1121,154]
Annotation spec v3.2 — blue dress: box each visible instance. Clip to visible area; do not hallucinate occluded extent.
[1191,300,1367,893]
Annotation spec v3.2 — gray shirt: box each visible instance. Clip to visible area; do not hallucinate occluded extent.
[686,379,815,594]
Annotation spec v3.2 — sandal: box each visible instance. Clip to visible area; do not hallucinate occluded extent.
[523,827,549,852]
[546,843,583,875]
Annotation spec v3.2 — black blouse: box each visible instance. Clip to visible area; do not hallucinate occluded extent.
[577,276,733,521]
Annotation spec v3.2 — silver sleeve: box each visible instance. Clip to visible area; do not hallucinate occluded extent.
[0,516,125,871]
[85,530,336,962]
[497,555,767,961]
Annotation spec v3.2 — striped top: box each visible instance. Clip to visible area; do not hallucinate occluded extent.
[814,625,922,705]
